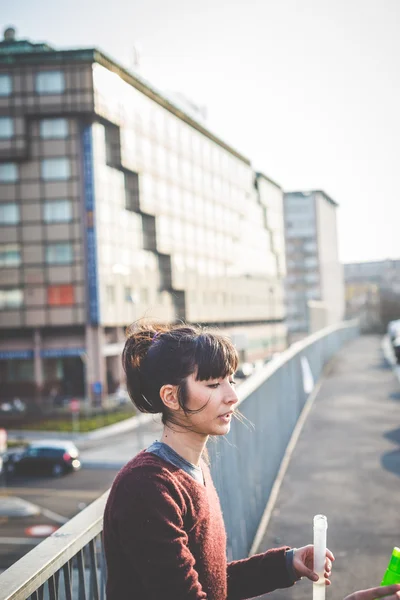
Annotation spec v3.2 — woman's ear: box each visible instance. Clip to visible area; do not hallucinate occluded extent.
[159,384,180,411]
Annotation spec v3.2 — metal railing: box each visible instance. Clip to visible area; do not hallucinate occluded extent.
[208,320,359,560]
[0,493,108,600]
[0,320,359,599]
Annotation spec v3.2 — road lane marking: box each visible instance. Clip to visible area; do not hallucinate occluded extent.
[0,537,41,545]
[39,508,68,524]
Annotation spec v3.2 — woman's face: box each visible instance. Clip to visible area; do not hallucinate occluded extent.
[180,372,239,436]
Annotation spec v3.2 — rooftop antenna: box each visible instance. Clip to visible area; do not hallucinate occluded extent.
[132,42,142,70]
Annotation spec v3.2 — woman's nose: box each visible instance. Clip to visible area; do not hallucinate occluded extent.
[224,384,238,405]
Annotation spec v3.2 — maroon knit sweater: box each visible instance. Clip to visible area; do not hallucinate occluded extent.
[103,451,294,600]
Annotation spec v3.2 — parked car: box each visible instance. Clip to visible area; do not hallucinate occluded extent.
[0,397,26,414]
[393,336,400,365]
[4,440,81,478]
[388,319,400,342]
[235,362,254,379]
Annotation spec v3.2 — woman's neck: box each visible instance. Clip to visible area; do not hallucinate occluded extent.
[160,425,208,466]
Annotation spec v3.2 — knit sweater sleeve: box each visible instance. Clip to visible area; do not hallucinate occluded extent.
[114,471,208,600]
[226,546,294,600]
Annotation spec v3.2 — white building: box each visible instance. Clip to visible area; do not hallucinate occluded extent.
[284,190,344,338]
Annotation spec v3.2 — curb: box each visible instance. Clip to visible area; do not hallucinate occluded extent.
[81,413,157,442]
[80,460,126,470]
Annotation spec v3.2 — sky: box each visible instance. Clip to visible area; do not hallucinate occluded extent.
[2,0,400,263]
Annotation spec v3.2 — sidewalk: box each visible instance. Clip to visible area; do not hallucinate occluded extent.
[257,335,400,600]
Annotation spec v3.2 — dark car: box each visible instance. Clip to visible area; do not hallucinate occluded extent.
[4,440,81,478]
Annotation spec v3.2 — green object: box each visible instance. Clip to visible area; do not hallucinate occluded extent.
[381,548,400,585]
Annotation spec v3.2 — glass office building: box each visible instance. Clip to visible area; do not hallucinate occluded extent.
[0,29,287,404]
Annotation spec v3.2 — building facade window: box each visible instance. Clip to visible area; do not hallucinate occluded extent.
[304,272,319,283]
[0,243,21,267]
[43,199,72,222]
[304,241,317,252]
[0,74,12,96]
[41,158,70,180]
[0,203,19,224]
[106,285,115,303]
[0,117,14,139]
[40,118,69,139]
[47,284,74,305]
[0,163,18,182]
[46,242,73,264]
[7,359,34,382]
[140,288,149,304]
[0,288,23,308]
[306,287,320,299]
[35,71,65,94]
[304,257,318,268]
[125,172,140,212]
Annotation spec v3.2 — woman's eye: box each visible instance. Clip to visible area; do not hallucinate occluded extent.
[229,380,236,386]
[207,383,220,389]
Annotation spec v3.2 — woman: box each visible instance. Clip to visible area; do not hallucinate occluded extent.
[103,323,333,599]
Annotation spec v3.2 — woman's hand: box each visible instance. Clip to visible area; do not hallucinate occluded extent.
[344,584,400,600]
[292,544,335,584]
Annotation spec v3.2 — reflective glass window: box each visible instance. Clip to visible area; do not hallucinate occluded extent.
[304,241,317,252]
[7,359,33,380]
[35,71,65,94]
[0,117,14,139]
[192,134,201,159]
[106,285,115,303]
[0,74,12,96]
[0,288,23,308]
[180,126,191,154]
[304,256,318,268]
[169,153,179,178]
[0,162,18,182]
[40,118,68,139]
[0,243,21,267]
[46,243,73,264]
[304,272,319,283]
[43,199,72,222]
[41,158,70,180]
[0,203,19,224]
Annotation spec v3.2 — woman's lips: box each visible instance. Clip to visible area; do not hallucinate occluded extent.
[218,412,233,422]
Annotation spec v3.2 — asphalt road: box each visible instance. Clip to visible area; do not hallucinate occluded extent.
[258,335,400,600]
[0,466,119,571]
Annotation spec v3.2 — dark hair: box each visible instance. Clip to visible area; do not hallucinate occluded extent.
[122,322,239,425]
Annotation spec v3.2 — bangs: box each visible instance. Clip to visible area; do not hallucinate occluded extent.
[194,333,238,381]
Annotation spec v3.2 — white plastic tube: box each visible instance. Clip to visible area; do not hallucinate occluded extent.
[313,515,328,600]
